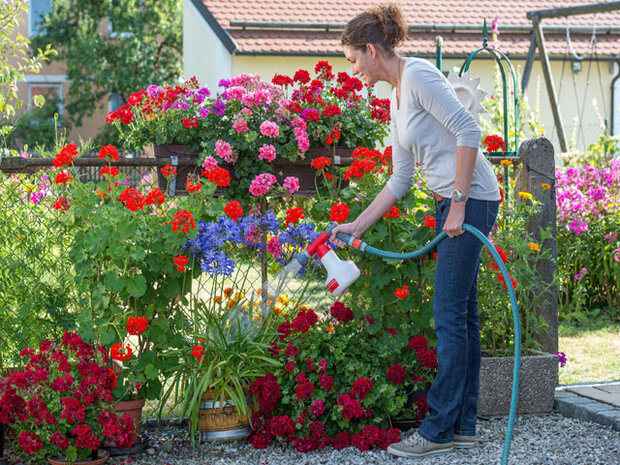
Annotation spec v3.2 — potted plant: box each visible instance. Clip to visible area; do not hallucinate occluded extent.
[47,143,226,407]
[157,213,287,444]
[0,332,134,465]
[476,182,560,417]
[105,61,390,200]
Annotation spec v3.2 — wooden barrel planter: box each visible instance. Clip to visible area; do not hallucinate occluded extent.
[153,144,201,196]
[198,389,252,442]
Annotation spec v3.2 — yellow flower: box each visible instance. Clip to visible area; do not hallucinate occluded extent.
[214,296,222,304]
[326,323,334,333]
[24,183,35,193]
[500,159,513,166]
[509,180,516,186]
[276,294,290,306]
[518,191,533,200]
[541,183,551,190]
[96,189,106,199]
[273,306,282,315]
[528,242,540,252]
[299,305,309,312]
[223,287,233,298]
[227,299,237,310]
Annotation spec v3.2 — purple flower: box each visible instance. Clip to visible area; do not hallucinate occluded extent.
[554,351,567,367]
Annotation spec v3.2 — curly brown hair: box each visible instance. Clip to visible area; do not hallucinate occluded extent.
[341,3,408,54]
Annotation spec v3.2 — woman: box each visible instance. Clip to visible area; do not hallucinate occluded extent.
[331,4,501,459]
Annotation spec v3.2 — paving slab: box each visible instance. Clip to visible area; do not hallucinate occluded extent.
[555,381,620,431]
[565,385,620,407]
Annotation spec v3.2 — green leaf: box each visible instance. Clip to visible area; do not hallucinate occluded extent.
[144,363,159,380]
[126,274,147,297]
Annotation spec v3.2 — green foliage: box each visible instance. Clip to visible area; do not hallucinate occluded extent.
[478,193,558,356]
[0,0,57,145]
[31,0,182,144]
[270,306,435,436]
[8,98,66,150]
[159,288,281,446]
[46,144,227,401]
[555,133,619,323]
[0,168,75,371]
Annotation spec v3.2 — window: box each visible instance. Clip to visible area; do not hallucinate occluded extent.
[29,84,62,116]
[29,0,53,37]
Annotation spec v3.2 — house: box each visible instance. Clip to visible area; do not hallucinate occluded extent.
[183,0,620,152]
[12,0,106,147]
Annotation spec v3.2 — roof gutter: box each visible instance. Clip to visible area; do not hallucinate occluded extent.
[229,20,620,35]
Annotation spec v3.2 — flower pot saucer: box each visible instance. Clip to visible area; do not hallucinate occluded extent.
[102,435,149,457]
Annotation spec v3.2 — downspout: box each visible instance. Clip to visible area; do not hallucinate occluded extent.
[611,60,620,136]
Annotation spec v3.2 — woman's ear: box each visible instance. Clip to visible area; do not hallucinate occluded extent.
[366,43,377,59]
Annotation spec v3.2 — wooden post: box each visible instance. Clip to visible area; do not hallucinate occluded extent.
[517,137,558,353]
[531,18,568,153]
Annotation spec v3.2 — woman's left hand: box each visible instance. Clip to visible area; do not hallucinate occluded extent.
[443,202,466,238]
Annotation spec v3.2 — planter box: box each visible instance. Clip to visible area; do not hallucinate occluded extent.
[477,351,558,418]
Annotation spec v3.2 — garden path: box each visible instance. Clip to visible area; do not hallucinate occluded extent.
[555,380,620,431]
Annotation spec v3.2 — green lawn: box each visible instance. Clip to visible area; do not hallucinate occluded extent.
[558,319,620,384]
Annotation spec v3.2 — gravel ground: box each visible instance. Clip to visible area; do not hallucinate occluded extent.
[105,413,619,465]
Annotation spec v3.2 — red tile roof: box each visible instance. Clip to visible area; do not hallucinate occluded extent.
[200,0,620,56]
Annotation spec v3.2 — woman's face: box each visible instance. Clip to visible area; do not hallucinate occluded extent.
[343,44,375,85]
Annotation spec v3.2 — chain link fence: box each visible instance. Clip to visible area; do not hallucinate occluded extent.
[0,154,332,375]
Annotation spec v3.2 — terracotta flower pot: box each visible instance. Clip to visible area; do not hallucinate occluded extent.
[47,450,109,465]
[113,398,146,438]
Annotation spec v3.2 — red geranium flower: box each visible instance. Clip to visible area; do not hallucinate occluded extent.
[144,188,165,205]
[161,164,177,177]
[53,143,78,168]
[423,216,436,228]
[110,343,132,362]
[100,166,119,177]
[126,316,148,336]
[310,157,331,170]
[285,207,305,226]
[185,178,202,193]
[54,171,72,184]
[119,187,144,211]
[386,363,407,384]
[52,197,70,213]
[173,254,189,271]
[98,144,119,161]
[182,116,198,128]
[394,285,409,299]
[483,135,506,153]
[330,202,350,223]
[383,206,401,218]
[207,166,231,187]
[171,209,195,233]
[224,200,244,221]
[496,272,518,290]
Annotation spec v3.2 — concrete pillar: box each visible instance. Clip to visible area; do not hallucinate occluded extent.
[516,137,558,353]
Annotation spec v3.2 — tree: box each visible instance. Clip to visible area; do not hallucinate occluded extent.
[0,0,56,148]
[32,0,182,145]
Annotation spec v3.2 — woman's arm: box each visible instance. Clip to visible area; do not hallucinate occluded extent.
[443,145,477,238]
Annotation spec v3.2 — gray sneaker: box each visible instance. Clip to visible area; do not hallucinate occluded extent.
[454,434,476,449]
[387,432,454,458]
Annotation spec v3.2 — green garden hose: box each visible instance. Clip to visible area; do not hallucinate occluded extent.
[329,223,521,465]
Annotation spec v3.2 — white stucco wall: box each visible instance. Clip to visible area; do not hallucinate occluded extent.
[183,0,233,91]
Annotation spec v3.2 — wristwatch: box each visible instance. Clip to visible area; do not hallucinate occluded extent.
[450,189,468,203]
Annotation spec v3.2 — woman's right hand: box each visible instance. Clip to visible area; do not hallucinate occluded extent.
[330,222,362,248]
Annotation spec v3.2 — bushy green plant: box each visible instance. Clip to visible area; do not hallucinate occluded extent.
[556,150,620,322]
[478,190,557,356]
[44,142,227,400]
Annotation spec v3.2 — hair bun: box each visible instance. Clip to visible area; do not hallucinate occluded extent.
[370,4,407,49]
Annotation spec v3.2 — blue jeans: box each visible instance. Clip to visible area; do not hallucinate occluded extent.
[417,197,499,444]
